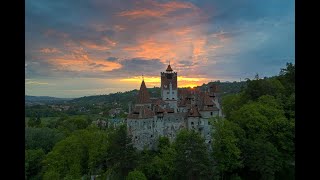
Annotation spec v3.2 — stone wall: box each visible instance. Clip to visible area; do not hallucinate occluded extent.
[127,113,187,150]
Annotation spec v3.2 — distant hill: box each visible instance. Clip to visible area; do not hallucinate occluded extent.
[69,87,161,105]
[25,81,246,106]
[25,95,73,105]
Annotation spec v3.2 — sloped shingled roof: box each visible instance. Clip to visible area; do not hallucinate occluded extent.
[203,92,214,106]
[154,105,165,113]
[127,106,155,119]
[136,80,152,104]
[188,106,201,117]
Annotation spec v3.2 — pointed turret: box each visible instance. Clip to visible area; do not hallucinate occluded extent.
[136,80,152,104]
[166,64,173,72]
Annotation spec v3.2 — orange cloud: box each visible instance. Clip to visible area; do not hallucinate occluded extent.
[192,38,207,58]
[118,9,165,18]
[91,24,126,32]
[39,48,61,54]
[123,38,178,61]
[42,41,121,72]
[49,57,121,72]
[117,0,198,19]
[79,41,111,51]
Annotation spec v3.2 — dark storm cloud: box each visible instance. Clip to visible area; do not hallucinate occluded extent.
[112,58,166,76]
[107,57,119,62]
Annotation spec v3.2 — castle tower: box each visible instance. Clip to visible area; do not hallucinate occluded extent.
[161,62,178,112]
[136,79,152,108]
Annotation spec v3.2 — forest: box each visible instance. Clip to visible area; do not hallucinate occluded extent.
[25,63,295,180]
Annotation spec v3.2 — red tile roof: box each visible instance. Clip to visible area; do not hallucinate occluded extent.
[127,106,155,119]
[136,80,152,104]
[154,105,165,113]
[203,92,214,106]
[188,106,201,117]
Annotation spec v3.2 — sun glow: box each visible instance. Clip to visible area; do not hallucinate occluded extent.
[120,76,208,88]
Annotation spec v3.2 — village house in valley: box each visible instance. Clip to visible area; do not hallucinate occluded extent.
[127,63,222,150]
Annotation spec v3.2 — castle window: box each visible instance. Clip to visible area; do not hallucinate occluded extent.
[172,92,174,94]
[173,98,175,99]
[167,92,169,94]
[135,136,138,139]
[151,135,153,138]
[191,122,194,125]
[167,98,169,99]
[210,112,213,115]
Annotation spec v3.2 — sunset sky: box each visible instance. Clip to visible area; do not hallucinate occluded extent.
[25,0,294,98]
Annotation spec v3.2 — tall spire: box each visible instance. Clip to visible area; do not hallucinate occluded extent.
[166,61,173,72]
[136,80,151,104]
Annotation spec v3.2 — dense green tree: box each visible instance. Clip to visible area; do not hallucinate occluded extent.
[126,170,147,180]
[221,93,245,118]
[157,136,170,151]
[152,145,176,179]
[56,115,92,135]
[43,128,109,179]
[25,127,65,153]
[106,125,138,178]
[28,116,41,128]
[173,129,212,180]
[278,62,295,95]
[243,78,285,101]
[25,149,45,180]
[136,149,157,179]
[42,170,60,180]
[211,118,244,179]
[229,95,294,179]
[137,137,176,180]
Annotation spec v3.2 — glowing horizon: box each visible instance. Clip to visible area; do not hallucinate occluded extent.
[26,0,294,98]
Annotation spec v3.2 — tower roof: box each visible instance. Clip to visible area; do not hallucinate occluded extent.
[188,106,201,117]
[203,92,214,106]
[136,80,152,104]
[166,64,173,71]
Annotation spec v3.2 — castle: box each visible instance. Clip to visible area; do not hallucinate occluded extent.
[127,63,222,150]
